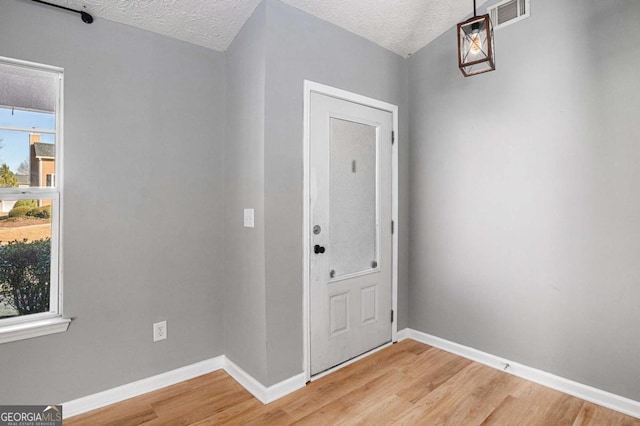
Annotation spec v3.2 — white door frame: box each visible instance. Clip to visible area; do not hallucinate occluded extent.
[302,80,399,382]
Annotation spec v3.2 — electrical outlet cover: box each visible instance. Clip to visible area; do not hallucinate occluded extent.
[153,320,167,342]
[244,208,254,228]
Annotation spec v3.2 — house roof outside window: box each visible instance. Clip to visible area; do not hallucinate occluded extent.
[33,142,55,159]
[15,174,29,186]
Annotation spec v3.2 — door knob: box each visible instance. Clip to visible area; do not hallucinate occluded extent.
[314,244,326,254]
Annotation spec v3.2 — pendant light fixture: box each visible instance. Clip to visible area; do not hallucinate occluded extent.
[457,0,495,77]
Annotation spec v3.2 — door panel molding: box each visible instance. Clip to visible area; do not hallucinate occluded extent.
[303,80,398,381]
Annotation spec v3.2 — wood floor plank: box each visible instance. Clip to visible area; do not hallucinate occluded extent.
[518,382,585,425]
[572,401,640,426]
[143,390,253,425]
[394,362,522,425]
[66,339,639,425]
[278,345,418,420]
[306,368,409,422]
[65,398,158,426]
[226,406,294,426]
[289,399,352,425]
[189,397,264,425]
[336,394,414,425]
[396,347,472,404]
[481,395,550,426]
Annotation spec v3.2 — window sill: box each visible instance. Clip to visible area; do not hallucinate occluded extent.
[0,317,71,344]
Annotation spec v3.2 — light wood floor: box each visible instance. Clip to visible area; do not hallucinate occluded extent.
[66,339,640,425]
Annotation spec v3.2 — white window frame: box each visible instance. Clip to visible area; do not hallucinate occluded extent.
[0,56,69,344]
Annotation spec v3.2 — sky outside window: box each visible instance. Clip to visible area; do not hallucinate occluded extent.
[0,107,55,174]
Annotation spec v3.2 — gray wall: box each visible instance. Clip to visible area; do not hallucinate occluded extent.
[8,0,633,408]
[408,0,640,401]
[0,0,226,403]
[262,0,409,385]
[0,0,409,403]
[220,0,411,386]
[224,1,269,384]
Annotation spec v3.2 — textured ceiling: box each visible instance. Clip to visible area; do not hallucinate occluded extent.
[282,0,487,57]
[36,0,263,52]
[32,0,487,57]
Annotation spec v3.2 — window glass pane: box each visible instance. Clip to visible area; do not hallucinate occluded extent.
[329,118,378,278]
[0,60,58,190]
[0,199,52,319]
[0,60,60,332]
[0,128,56,188]
[0,107,55,129]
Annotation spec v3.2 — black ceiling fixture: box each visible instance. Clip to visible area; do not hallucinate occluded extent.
[30,0,94,24]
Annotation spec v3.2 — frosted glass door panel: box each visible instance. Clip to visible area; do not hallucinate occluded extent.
[329,118,377,278]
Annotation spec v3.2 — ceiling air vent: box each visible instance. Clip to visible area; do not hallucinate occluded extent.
[488,0,530,30]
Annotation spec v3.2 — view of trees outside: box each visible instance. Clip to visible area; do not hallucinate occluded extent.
[0,108,54,319]
[17,159,29,176]
[0,163,18,187]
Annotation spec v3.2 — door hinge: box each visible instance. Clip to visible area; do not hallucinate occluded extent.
[391,220,394,235]
[392,131,395,145]
[391,310,394,323]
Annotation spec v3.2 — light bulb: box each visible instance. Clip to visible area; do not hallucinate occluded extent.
[469,31,482,55]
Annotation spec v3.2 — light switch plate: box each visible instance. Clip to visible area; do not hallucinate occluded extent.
[244,208,254,228]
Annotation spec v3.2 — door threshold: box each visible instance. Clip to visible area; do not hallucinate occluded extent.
[310,340,394,382]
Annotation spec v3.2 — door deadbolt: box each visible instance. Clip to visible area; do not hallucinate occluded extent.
[313,225,321,235]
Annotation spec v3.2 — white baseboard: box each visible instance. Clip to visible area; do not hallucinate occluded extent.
[63,330,640,420]
[396,327,410,342]
[264,372,307,403]
[400,328,640,420]
[62,355,306,418]
[224,358,306,404]
[62,356,226,418]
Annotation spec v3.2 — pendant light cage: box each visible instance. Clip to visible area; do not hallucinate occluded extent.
[458,14,495,77]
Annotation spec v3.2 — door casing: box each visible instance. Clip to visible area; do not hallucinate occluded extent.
[302,80,398,382]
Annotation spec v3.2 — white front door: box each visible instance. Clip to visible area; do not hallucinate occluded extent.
[309,91,393,376]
